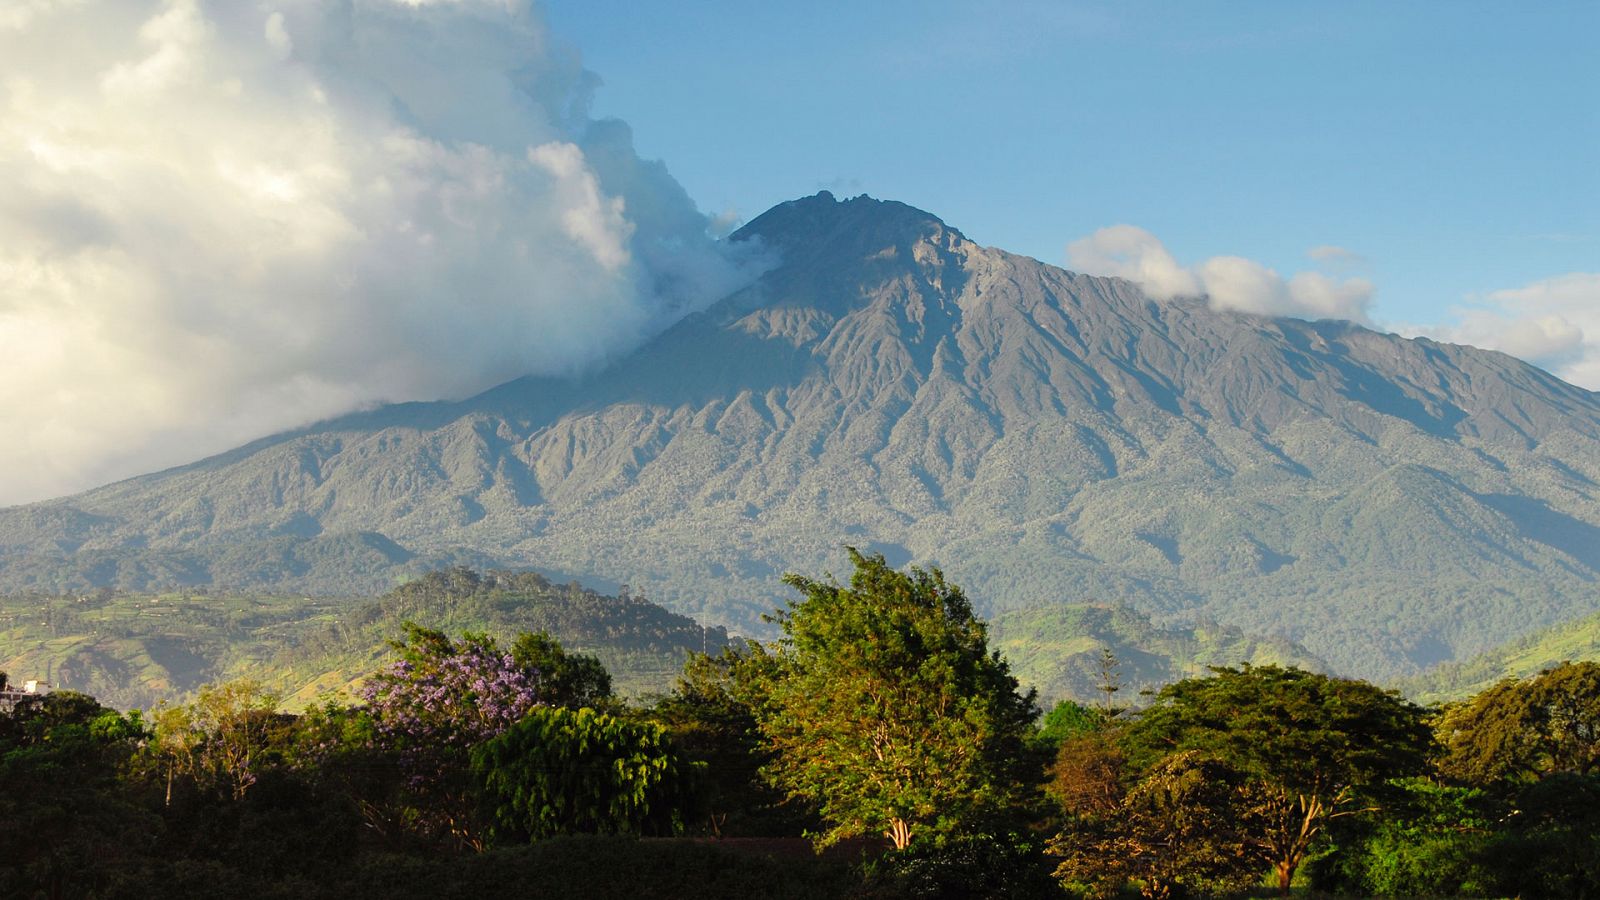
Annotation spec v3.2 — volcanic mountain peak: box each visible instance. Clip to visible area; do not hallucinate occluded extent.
[4,193,1600,684]
[733,190,965,257]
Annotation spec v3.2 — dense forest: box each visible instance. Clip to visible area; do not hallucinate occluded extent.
[3,556,1597,898]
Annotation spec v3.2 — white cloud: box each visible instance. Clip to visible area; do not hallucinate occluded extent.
[1066,227,1373,322]
[1410,273,1600,389]
[0,0,767,506]
[1064,225,1199,301]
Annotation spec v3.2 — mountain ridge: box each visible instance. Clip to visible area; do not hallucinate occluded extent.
[4,191,1600,681]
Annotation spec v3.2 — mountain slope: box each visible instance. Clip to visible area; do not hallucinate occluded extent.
[1398,605,1600,704]
[4,192,1600,680]
[988,604,1329,706]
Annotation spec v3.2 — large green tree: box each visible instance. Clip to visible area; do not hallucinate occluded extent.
[745,549,1039,850]
[472,706,695,842]
[1123,665,1430,894]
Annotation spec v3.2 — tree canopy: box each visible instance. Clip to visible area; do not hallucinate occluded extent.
[744,549,1040,850]
[1052,750,1265,900]
[1122,664,1430,893]
[1436,660,1600,785]
[472,706,694,841]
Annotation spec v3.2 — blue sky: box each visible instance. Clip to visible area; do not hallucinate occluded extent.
[547,0,1597,329]
[0,1,1594,505]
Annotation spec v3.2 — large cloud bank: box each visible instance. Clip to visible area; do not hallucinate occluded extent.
[1066,225,1374,322]
[0,0,764,506]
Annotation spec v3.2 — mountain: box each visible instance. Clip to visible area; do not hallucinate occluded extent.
[0,569,731,711]
[4,191,1600,680]
[988,604,1328,706]
[1397,605,1600,705]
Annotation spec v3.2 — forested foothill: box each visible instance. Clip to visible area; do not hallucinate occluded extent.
[3,558,1598,898]
[0,568,731,710]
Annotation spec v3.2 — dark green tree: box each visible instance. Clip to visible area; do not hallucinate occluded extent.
[651,649,805,837]
[1122,665,1430,894]
[511,630,614,709]
[1478,772,1600,898]
[0,692,156,899]
[746,549,1040,850]
[471,706,695,841]
[1308,778,1496,899]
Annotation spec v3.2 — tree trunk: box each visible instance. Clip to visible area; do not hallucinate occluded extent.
[1276,859,1295,895]
[887,818,912,850]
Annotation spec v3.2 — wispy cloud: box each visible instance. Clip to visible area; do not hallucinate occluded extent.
[1404,273,1600,389]
[0,0,767,506]
[1065,226,1373,322]
[1307,244,1364,265]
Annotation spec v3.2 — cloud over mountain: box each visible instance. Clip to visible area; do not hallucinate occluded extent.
[1065,225,1600,392]
[0,0,763,506]
[1066,225,1374,323]
[1414,272,1600,390]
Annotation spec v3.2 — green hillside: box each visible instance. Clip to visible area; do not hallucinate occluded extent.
[988,603,1328,706]
[1397,602,1600,704]
[0,568,730,710]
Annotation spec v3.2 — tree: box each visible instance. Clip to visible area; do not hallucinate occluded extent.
[1052,751,1266,900]
[148,701,201,807]
[360,623,545,755]
[510,630,613,709]
[189,678,282,801]
[1037,698,1105,748]
[358,623,546,848]
[1047,730,1125,818]
[1095,647,1123,716]
[1436,660,1600,785]
[745,549,1040,850]
[1309,778,1496,899]
[472,706,695,841]
[651,649,803,837]
[1477,772,1600,898]
[0,692,155,899]
[1122,665,1430,894]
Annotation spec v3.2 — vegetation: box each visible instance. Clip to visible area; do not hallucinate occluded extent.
[5,562,1600,898]
[1120,665,1431,893]
[473,707,694,841]
[1435,660,1600,783]
[988,603,1328,706]
[1052,751,1264,899]
[743,550,1041,851]
[0,568,730,709]
[1401,605,1600,703]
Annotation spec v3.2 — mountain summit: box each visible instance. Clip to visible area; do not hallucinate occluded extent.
[4,192,1600,679]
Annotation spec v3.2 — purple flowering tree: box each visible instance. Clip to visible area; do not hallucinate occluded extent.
[358,623,546,849]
